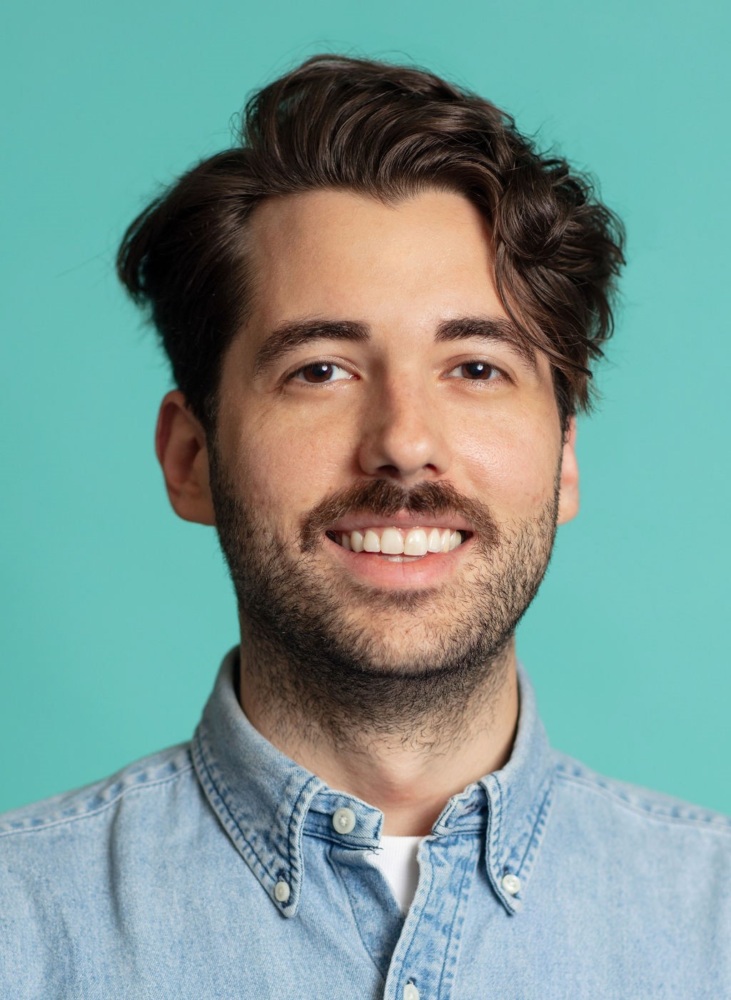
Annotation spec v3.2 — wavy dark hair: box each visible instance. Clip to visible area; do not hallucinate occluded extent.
[118,54,625,433]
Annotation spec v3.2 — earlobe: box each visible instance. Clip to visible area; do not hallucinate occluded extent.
[155,390,216,526]
[557,417,579,525]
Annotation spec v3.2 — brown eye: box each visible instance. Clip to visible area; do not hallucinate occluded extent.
[301,363,335,382]
[460,362,497,380]
[290,362,351,384]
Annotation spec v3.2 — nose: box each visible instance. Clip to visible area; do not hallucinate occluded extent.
[357,377,451,483]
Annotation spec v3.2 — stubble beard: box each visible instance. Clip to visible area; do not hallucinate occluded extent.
[209,450,560,749]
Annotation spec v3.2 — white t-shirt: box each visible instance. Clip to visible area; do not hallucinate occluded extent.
[368,835,422,913]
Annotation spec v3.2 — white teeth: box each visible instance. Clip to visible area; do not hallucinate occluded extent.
[427,528,442,553]
[363,529,381,553]
[404,528,428,556]
[336,526,466,555]
[380,527,404,555]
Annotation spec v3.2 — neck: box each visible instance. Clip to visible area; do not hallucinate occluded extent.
[237,625,520,836]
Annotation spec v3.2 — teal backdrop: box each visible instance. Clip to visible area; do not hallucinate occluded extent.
[2,0,729,814]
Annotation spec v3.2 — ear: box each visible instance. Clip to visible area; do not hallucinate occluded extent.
[155,390,216,526]
[557,416,579,525]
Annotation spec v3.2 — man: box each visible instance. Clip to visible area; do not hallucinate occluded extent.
[1,54,729,998]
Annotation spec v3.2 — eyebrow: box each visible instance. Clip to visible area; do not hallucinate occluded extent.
[252,315,537,377]
[253,320,369,377]
[435,317,538,373]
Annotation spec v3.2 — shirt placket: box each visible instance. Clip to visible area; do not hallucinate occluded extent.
[382,830,482,1000]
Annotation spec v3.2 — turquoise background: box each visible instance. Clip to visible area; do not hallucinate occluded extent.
[2,0,729,814]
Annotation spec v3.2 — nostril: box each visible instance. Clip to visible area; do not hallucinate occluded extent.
[374,464,403,479]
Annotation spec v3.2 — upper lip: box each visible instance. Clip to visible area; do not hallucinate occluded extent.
[328,513,475,533]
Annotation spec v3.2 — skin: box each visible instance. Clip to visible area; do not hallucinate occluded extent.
[156,188,579,835]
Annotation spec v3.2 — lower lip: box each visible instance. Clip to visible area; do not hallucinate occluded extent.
[326,535,471,589]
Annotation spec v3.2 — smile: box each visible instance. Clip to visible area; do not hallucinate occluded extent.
[326,526,470,558]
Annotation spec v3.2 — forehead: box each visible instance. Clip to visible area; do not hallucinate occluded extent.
[244,187,504,330]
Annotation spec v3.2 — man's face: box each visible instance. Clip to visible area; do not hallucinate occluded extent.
[205,188,578,680]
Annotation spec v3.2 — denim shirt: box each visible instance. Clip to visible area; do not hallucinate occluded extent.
[1,649,730,999]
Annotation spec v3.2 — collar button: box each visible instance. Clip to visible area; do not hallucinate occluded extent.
[332,807,357,834]
[273,880,291,904]
[501,872,521,896]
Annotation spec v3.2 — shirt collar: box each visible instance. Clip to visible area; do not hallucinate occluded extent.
[479,661,555,913]
[192,649,555,917]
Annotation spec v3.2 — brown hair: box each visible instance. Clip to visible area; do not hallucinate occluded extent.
[117,53,625,432]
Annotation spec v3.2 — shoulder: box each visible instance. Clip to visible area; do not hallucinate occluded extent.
[0,742,196,846]
[551,750,731,838]
[0,745,214,995]
[0,744,202,958]
[547,750,731,899]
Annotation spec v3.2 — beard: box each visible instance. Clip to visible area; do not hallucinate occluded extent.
[208,450,560,744]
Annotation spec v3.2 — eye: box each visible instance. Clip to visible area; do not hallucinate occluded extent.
[447,361,502,381]
[289,362,352,384]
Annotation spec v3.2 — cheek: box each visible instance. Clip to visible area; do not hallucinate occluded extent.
[231,412,350,522]
[460,420,561,514]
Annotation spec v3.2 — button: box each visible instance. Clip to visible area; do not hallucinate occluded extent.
[404,984,420,1000]
[332,807,357,834]
[501,873,521,896]
[273,880,291,903]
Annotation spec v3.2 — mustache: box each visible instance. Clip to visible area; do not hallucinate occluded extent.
[301,479,500,552]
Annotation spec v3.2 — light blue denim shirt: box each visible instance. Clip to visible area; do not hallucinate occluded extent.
[2,649,730,998]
